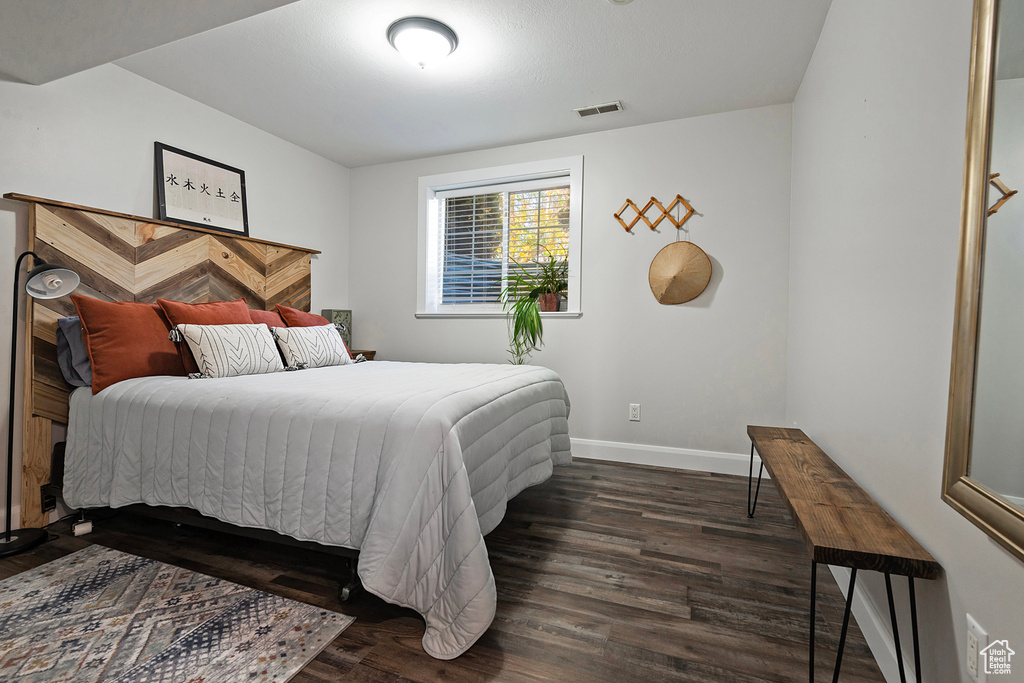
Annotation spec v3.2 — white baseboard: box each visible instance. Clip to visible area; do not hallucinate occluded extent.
[0,504,20,531]
[828,566,916,683]
[570,437,767,478]
[0,505,63,531]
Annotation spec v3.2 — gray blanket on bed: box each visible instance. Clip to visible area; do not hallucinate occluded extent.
[64,361,571,659]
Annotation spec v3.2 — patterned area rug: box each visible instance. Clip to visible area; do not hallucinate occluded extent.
[0,545,353,682]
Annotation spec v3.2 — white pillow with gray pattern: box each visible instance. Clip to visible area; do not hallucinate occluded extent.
[272,323,352,369]
[173,323,284,378]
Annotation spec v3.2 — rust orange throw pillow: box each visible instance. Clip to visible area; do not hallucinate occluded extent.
[248,309,286,328]
[157,298,254,373]
[72,296,186,394]
[275,304,329,327]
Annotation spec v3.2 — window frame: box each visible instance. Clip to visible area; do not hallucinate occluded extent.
[416,156,583,318]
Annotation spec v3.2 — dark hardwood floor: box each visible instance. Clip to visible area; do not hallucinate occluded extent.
[0,459,883,682]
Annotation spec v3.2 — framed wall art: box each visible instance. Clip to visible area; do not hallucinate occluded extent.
[321,309,352,346]
[155,142,249,236]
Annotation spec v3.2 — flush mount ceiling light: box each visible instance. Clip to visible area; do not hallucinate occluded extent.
[387,17,458,69]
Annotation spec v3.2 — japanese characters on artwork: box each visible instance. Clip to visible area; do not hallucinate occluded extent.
[164,173,241,203]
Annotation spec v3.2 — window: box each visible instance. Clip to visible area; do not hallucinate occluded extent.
[417,157,582,317]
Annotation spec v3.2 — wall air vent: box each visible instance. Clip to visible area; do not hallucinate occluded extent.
[574,100,623,117]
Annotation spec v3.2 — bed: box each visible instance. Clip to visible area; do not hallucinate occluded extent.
[63,361,571,658]
[9,194,572,661]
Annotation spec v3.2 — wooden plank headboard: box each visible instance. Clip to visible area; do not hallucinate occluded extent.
[4,193,321,527]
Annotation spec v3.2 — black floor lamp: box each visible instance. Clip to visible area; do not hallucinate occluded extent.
[1,251,79,558]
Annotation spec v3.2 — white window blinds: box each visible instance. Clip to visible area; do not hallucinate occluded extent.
[437,183,570,305]
[440,192,504,304]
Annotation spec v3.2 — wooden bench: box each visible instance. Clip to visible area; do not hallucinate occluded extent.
[746,426,940,683]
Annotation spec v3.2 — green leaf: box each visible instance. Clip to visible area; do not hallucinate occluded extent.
[497,249,568,362]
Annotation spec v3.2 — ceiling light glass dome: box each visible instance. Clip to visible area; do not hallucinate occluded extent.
[387,17,458,69]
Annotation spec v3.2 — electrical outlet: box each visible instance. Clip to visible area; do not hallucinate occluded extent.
[629,403,641,422]
[967,613,988,682]
[968,630,979,679]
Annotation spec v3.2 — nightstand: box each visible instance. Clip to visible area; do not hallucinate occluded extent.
[350,349,376,361]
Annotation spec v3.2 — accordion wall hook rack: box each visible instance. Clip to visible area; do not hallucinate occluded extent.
[988,172,1017,217]
[614,194,695,232]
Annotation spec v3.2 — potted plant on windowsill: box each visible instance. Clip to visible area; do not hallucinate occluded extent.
[498,255,568,364]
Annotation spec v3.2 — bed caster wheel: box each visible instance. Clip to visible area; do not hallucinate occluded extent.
[338,556,361,602]
[338,576,361,602]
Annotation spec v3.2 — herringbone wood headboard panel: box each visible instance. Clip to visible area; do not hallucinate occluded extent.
[5,193,320,526]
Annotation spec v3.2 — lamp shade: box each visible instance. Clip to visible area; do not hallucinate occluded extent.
[25,262,80,299]
[387,17,458,68]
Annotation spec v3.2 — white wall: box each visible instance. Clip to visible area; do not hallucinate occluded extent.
[970,77,1024,503]
[349,105,792,462]
[788,1,1024,681]
[0,64,350,525]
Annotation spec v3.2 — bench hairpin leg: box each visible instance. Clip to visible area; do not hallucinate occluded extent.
[909,577,921,683]
[747,443,764,518]
[809,561,817,683]
[832,567,858,683]
[885,573,908,683]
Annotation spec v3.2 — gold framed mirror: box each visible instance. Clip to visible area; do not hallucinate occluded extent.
[943,0,1024,562]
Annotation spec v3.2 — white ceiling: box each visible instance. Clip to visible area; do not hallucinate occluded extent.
[0,0,298,84]
[3,0,834,168]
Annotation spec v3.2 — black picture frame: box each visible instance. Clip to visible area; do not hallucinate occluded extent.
[154,142,249,236]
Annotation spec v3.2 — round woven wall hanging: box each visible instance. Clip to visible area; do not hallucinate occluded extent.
[648,241,712,304]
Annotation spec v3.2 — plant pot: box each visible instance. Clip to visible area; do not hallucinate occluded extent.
[538,293,559,312]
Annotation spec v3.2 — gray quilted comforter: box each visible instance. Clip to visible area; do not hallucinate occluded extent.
[64,361,572,659]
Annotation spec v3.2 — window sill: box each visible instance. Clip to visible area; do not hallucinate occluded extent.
[415,311,582,319]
